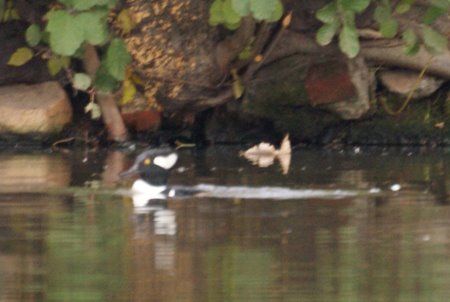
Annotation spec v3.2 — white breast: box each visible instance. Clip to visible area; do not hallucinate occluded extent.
[131,179,168,207]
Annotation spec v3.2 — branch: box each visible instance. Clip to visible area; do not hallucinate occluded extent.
[83,44,129,142]
[215,17,256,73]
[243,12,293,84]
[193,89,234,109]
[261,30,450,80]
[360,43,450,79]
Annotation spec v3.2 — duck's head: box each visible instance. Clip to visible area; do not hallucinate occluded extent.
[120,148,178,186]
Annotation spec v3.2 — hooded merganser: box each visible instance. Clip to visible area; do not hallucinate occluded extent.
[120,147,179,206]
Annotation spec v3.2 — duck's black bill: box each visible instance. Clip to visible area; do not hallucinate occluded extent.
[119,164,139,179]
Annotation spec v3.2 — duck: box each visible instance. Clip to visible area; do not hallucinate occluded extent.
[120,147,179,207]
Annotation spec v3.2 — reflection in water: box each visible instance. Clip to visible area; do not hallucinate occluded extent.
[0,149,448,301]
[0,154,70,192]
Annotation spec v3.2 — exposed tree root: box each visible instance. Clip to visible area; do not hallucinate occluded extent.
[83,44,129,142]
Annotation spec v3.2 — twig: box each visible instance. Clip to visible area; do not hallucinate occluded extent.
[243,11,292,84]
[52,137,75,148]
[379,56,433,116]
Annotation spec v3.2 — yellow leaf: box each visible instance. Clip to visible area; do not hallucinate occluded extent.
[7,47,33,66]
[116,9,134,34]
[47,57,62,76]
[231,69,244,99]
[121,79,136,105]
[60,56,71,68]
[232,79,244,99]
[47,56,71,76]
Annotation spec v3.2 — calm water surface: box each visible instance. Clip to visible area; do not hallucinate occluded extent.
[0,147,448,302]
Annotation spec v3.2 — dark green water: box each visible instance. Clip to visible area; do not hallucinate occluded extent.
[0,147,448,302]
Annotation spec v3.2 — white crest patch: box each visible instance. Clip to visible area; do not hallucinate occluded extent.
[154,153,178,170]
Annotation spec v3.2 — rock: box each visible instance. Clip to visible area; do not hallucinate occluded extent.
[305,56,372,120]
[121,110,161,132]
[379,70,445,99]
[0,81,72,135]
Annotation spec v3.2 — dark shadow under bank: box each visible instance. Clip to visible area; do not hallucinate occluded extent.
[0,85,448,149]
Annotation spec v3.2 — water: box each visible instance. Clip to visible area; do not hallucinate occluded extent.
[0,147,448,302]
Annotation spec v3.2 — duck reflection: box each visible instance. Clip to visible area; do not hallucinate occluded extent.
[120,148,179,241]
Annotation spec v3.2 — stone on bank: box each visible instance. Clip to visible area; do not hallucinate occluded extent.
[0,81,72,135]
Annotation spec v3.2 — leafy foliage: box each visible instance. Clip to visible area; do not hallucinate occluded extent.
[94,63,120,93]
[315,0,370,58]
[76,10,109,45]
[209,0,283,29]
[2,0,137,122]
[6,0,133,96]
[105,39,131,81]
[315,0,449,58]
[46,10,85,56]
[422,25,449,53]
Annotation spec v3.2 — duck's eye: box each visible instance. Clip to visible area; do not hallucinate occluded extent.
[143,158,151,165]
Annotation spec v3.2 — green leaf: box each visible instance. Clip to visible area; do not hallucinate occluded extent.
[316,2,338,23]
[380,18,398,38]
[249,0,278,21]
[46,10,84,56]
[72,0,98,10]
[374,5,398,38]
[96,0,119,8]
[316,20,339,46]
[26,24,42,47]
[60,0,118,10]
[267,0,283,22]
[340,0,370,13]
[58,0,74,7]
[422,25,448,53]
[395,0,415,14]
[94,63,120,92]
[238,44,252,60]
[423,5,447,25]
[76,10,109,45]
[402,28,419,55]
[209,0,224,26]
[73,73,92,91]
[224,21,241,30]
[231,0,250,16]
[7,47,33,66]
[339,24,360,58]
[342,9,356,27]
[374,6,391,23]
[223,0,241,25]
[105,38,131,80]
